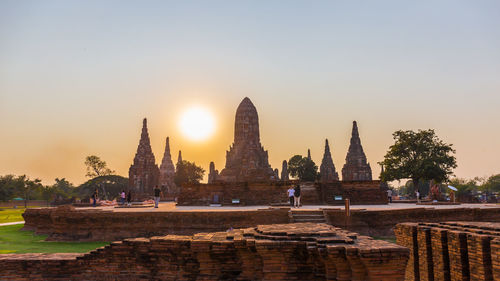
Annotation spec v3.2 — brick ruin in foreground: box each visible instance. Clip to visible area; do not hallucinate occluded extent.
[23,206,500,242]
[0,223,409,281]
[395,221,500,281]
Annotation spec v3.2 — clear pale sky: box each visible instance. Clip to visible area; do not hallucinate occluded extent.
[1,0,499,185]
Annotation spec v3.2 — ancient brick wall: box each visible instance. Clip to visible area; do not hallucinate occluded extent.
[22,206,500,241]
[177,182,292,206]
[178,180,387,206]
[320,180,387,205]
[0,223,409,281]
[22,205,290,241]
[324,207,500,237]
[395,222,500,281]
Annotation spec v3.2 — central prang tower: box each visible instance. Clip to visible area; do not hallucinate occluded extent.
[217,97,275,182]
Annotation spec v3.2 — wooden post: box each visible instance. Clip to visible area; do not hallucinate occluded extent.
[344,198,350,217]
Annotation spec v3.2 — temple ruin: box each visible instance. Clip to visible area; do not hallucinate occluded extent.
[128,118,160,195]
[320,138,339,182]
[216,97,275,182]
[342,121,373,181]
[159,137,177,196]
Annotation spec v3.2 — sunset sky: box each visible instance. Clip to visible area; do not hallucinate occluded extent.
[1,1,499,185]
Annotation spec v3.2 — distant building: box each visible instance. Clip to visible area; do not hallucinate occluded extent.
[216,97,275,182]
[342,121,372,181]
[128,118,160,195]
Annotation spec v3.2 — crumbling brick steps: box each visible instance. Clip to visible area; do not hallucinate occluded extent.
[395,221,500,281]
[0,223,409,280]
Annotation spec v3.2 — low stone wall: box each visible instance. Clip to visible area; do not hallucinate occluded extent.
[320,180,388,205]
[178,180,387,206]
[23,206,500,241]
[324,207,500,237]
[0,223,409,281]
[394,222,500,281]
[177,182,292,206]
[22,205,290,241]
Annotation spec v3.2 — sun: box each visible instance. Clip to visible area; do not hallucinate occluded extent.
[179,106,216,141]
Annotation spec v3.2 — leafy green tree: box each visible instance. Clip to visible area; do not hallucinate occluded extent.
[0,175,44,204]
[379,129,457,192]
[84,155,115,178]
[288,155,318,181]
[484,174,500,192]
[43,178,75,202]
[174,160,205,185]
[448,177,480,197]
[75,175,128,201]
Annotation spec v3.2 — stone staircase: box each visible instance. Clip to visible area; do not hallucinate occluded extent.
[289,210,327,224]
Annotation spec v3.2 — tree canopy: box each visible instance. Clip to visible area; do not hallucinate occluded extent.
[288,155,318,181]
[174,160,205,185]
[379,129,457,188]
[75,175,129,200]
[84,155,115,178]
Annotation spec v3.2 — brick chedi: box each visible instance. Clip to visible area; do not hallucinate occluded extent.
[342,121,372,181]
[281,160,289,181]
[159,137,177,195]
[273,168,279,180]
[207,161,218,184]
[218,97,275,182]
[320,138,339,182]
[1,223,409,280]
[128,118,160,195]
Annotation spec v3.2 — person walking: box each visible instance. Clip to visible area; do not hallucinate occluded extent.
[294,184,301,208]
[153,185,162,208]
[415,189,420,203]
[287,186,295,207]
[92,189,98,207]
[120,190,126,205]
[126,190,132,206]
[387,189,393,203]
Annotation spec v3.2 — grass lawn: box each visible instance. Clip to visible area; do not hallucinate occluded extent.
[0,207,26,223]
[0,224,108,254]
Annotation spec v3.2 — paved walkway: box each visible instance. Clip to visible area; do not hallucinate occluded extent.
[0,221,24,226]
[75,202,500,213]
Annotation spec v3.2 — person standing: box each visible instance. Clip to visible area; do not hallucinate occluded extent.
[387,189,392,203]
[92,189,98,207]
[415,189,420,203]
[153,185,162,208]
[126,190,132,206]
[294,184,301,208]
[120,190,126,205]
[287,186,295,207]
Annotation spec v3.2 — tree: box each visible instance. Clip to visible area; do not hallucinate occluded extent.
[449,178,479,196]
[43,178,75,202]
[174,160,205,185]
[75,175,128,201]
[484,174,500,192]
[288,155,318,181]
[84,155,115,178]
[379,129,457,192]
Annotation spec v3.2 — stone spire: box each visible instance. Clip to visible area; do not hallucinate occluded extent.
[307,149,311,160]
[274,169,280,180]
[320,139,339,182]
[159,137,177,195]
[177,150,182,165]
[281,160,289,181]
[342,121,372,181]
[128,118,160,195]
[208,161,219,184]
[218,97,275,182]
